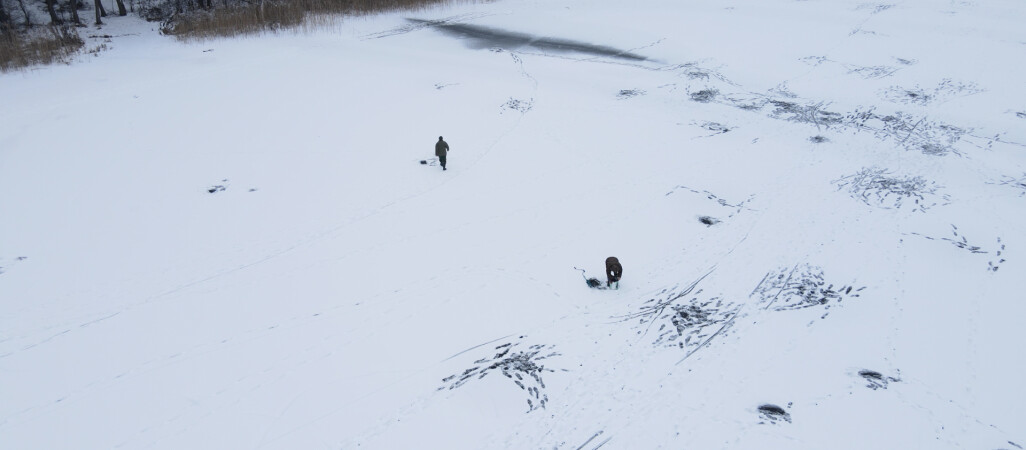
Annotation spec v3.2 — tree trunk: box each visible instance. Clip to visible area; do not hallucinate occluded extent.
[46,0,63,24]
[15,0,30,27]
[98,0,106,17]
[0,0,12,34]
[69,0,81,25]
[114,0,126,15]
[93,0,102,24]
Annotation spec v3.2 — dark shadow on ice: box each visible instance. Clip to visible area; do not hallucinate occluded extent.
[408,19,647,61]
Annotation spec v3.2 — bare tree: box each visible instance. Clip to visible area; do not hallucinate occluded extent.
[46,0,62,24]
[15,0,30,27]
[69,0,81,25]
[115,0,126,15]
[0,0,12,34]
[93,0,101,24]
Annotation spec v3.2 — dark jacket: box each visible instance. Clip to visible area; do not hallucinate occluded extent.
[435,139,449,157]
[606,256,622,283]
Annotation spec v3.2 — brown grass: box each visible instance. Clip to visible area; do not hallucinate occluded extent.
[0,26,85,72]
[166,0,477,40]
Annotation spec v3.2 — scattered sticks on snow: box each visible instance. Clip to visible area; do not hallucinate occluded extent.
[769,100,844,130]
[855,3,896,14]
[655,52,1013,157]
[573,431,611,450]
[613,271,743,361]
[862,109,977,156]
[754,264,864,317]
[439,338,561,412]
[833,167,949,212]
[907,225,1006,272]
[501,97,534,114]
[710,87,1005,156]
[757,404,792,424]
[689,88,719,103]
[858,369,901,390]
[691,121,731,138]
[649,297,740,353]
[879,79,983,106]
[803,55,907,79]
[612,272,713,326]
[617,89,645,99]
[848,64,900,79]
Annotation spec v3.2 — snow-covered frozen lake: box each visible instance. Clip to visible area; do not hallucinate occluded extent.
[2,0,1025,448]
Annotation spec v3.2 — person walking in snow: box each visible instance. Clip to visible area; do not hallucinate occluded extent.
[605,256,622,288]
[435,136,450,170]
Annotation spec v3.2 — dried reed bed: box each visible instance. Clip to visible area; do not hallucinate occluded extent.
[166,0,478,40]
[0,26,84,72]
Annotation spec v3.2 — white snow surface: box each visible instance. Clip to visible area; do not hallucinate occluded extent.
[2,0,1025,448]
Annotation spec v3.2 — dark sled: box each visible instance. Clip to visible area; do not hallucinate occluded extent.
[576,268,618,290]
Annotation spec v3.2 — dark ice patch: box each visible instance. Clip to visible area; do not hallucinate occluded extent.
[698,216,720,226]
[758,404,791,423]
[207,179,228,194]
[409,19,647,61]
[617,89,645,99]
[858,369,900,390]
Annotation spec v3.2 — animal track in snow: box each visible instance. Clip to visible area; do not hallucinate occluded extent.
[907,225,1006,272]
[665,185,755,219]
